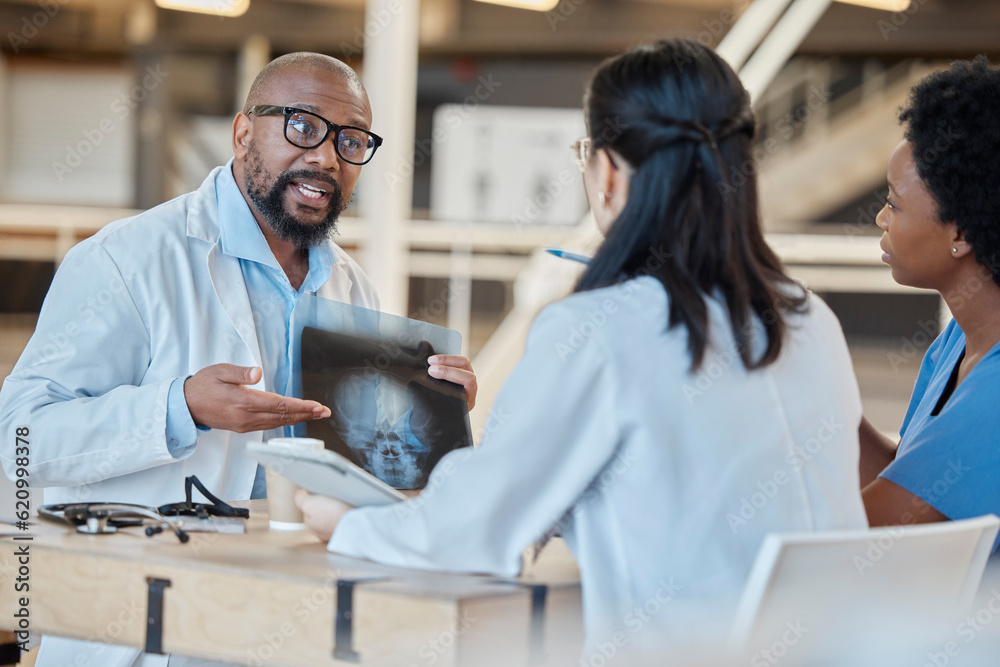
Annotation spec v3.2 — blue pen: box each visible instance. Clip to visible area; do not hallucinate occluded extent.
[545,248,591,265]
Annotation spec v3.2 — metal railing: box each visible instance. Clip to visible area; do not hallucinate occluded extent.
[0,203,941,437]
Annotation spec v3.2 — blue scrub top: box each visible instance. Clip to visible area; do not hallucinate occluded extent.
[880,319,1000,548]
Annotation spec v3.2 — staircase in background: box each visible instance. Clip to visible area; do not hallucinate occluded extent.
[754,58,939,231]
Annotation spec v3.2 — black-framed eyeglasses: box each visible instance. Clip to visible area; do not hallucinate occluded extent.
[248,104,383,166]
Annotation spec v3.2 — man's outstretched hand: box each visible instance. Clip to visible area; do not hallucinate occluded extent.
[184,363,331,433]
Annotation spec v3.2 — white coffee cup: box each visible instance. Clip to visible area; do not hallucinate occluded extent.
[263,437,325,530]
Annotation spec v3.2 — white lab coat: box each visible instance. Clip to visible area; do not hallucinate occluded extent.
[329,277,869,656]
[0,165,378,666]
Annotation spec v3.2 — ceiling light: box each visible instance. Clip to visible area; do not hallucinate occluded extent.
[833,0,911,11]
[473,0,560,11]
[154,0,250,17]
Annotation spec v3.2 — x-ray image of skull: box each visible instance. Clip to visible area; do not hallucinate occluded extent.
[300,325,474,491]
[325,370,431,488]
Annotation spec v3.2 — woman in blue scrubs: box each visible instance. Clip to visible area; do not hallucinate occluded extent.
[860,57,1000,532]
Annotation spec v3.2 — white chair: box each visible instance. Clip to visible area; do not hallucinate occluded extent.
[729,515,1000,665]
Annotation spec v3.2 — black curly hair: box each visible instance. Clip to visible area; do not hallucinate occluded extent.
[900,56,1000,285]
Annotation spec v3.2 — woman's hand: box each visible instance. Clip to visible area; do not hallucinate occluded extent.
[294,489,353,542]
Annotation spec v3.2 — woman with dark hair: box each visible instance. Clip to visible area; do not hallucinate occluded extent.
[297,39,867,648]
[860,57,1000,539]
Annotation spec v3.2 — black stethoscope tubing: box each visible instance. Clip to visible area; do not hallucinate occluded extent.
[38,502,190,543]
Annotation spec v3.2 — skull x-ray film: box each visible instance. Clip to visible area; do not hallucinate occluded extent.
[292,295,473,490]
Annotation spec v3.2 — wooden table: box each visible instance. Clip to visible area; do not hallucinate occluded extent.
[0,502,582,666]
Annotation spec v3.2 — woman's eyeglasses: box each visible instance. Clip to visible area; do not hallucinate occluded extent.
[571,137,592,173]
[571,136,619,173]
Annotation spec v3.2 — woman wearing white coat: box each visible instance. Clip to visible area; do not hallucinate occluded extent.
[298,39,868,656]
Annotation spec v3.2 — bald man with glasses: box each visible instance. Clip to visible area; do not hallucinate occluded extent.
[0,52,477,667]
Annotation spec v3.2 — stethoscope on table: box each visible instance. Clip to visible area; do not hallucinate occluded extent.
[38,475,249,543]
[39,502,192,542]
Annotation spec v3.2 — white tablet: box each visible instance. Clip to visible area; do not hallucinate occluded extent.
[245,443,407,507]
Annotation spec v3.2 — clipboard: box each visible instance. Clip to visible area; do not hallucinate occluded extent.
[245,442,407,507]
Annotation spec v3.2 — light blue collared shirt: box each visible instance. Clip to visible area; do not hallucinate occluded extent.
[165,162,336,496]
